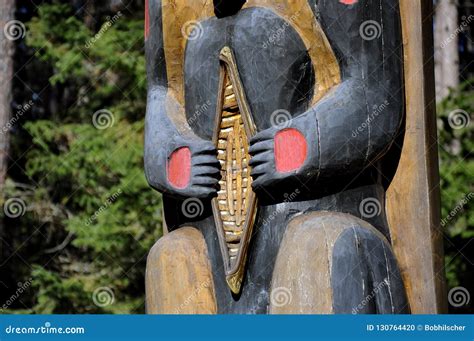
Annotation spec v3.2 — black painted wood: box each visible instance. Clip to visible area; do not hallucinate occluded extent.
[144,0,407,314]
[332,227,409,314]
[213,0,246,18]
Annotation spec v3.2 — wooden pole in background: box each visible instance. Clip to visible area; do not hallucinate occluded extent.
[434,0,459,101]
[0,0,16,258]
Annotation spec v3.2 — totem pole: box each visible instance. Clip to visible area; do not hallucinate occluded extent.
[144,0,446,314]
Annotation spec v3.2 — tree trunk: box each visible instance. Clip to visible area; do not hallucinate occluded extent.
[84,0,96,30]
[0,0,16,258]
[434,0,459,101]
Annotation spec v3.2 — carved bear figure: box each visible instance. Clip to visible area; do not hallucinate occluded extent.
[144,0,409,314]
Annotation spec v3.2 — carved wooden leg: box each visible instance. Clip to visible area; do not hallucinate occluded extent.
[145,226,217,314]
[270,212,409,314]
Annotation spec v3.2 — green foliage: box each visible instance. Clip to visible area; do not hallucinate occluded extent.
[437,80,473,308]
[4,1,161,314]
[31,266,99,314]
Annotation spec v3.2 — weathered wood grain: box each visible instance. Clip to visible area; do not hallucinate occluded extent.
[386,0,447,314]
[160,0,340,107]
[145,227,217,314]
[271,211,408,314]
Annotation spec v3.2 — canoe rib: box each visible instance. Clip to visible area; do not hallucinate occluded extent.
[211,46,258,294]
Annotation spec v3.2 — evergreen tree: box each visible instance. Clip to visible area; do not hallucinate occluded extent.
[2,1,162,314]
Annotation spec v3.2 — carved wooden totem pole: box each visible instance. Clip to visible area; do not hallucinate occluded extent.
[144,0,447,314]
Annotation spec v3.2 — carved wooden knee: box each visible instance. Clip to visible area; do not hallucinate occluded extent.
[270,212,409,314]
[145,226,217,314]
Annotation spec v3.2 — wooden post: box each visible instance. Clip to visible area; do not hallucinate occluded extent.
[386,0,448,314]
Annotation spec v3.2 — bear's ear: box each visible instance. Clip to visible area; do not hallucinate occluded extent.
[213,0,246,18]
